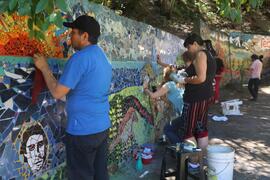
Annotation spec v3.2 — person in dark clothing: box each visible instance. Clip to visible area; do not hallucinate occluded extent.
[181,34,216,149]
[170,34,216,169]
[204,39,217,58]
[214,57,225,103]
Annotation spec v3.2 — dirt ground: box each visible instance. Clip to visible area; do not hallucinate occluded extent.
[208,85,270,180]
[111,84,270,180]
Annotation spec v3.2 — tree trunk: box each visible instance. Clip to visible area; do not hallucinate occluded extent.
[160,0,176,19]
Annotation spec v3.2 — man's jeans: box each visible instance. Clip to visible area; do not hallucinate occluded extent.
[65,129,109,180]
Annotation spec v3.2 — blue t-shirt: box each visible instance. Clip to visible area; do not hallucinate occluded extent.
[164,81,184,115]
[59,45,112,135]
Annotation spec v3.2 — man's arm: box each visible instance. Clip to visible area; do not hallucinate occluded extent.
[33,54,70,99]
[41,67,70,99]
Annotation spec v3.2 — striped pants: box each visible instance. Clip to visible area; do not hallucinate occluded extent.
[182,97,213,139]
[164,97,214,144]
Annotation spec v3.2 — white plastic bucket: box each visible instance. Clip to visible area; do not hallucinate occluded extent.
[207,145,235,180]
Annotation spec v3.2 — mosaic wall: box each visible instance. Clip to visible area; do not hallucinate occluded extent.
[0,57,66,179]
[201,21,270,84]
[0,1,184,179]
[200,21,231,85]
[228,32,270,82]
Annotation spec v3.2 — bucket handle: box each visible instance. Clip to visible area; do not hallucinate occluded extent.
[207,162,231,176]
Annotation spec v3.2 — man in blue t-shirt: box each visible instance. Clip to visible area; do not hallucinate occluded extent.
[33,15,112,180]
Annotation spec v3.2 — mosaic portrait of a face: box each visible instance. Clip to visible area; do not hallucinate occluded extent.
[19,124,49,173]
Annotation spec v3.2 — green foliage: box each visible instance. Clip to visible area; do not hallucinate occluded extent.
[9,0,18,12]
[0,1,9,14]
[89,0,266,25]
[215,0,265,23]
[36,0,49,13]
[18,1,31,16]
[55,0,68,12]
[88,0,135,11]
[1,0,264,41]
[0,0,68,40]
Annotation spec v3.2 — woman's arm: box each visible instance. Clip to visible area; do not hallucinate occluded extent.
[144,85,168,99]
[157,54,170,68]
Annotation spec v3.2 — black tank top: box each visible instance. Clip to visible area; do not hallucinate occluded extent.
[183,50,216,103]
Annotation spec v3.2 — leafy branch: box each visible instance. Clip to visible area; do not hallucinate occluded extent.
[0,0,68,40]
[215,0,264,23]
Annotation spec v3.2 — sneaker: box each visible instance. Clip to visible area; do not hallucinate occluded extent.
[249,97,257,101]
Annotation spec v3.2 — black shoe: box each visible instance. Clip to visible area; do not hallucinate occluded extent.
[158,137,168,145]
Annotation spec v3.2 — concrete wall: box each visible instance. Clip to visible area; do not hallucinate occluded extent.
[0,1,184,179]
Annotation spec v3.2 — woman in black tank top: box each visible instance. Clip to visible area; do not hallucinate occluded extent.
[172,34,216,167]
[185,34,216,150]
[184,49,216,102]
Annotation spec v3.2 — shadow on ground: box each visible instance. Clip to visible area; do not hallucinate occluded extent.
[209,85,270,180]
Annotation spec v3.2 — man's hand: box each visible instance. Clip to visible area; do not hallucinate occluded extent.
[33,54,49,71]
[33,53,70,99]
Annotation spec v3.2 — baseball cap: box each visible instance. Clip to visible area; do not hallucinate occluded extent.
[63,15,100,38]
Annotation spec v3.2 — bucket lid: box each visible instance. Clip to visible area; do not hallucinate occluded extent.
[207,145,235,154]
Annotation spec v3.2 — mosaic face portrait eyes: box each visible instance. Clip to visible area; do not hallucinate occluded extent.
[28,144,35,151]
